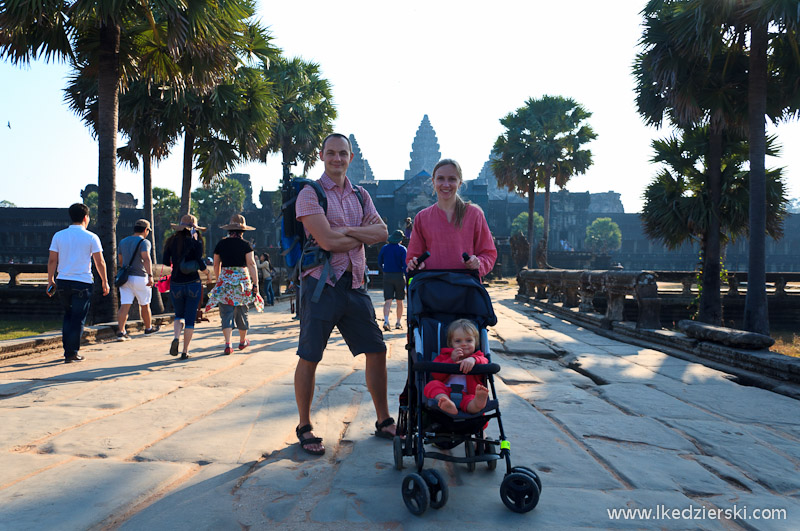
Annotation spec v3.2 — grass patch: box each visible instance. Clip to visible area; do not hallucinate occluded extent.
[0,319,61,341]
[772,334,800,358]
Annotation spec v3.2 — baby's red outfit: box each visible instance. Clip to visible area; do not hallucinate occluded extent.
[423,348,488,410]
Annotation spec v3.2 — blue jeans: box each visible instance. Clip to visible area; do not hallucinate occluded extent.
[170,281,203,328]
[219,304,249,330]
[56,279,93,357]
[263,278,274,305]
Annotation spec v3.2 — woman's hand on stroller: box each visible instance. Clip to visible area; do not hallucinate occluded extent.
[406,255,426,272]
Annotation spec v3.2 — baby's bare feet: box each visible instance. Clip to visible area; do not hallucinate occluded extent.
[437,395,458,415]
[467,384,490,413]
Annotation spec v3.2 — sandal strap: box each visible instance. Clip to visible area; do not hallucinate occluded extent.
[299,436,323,447]
[296,423,314,437]
[375,417,395,430]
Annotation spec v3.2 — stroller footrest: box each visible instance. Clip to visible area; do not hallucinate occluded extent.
[423,450,501,464]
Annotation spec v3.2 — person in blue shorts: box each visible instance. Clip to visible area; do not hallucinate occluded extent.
[378,230,407,330]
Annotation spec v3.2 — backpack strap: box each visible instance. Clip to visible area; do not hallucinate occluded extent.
[352,185,365,211]
[305,180,328,214]
[300,181,366,303]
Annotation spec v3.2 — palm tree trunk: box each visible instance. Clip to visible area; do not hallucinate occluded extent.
[180,129,195,216]
[143,155,164,315]
[94,19,121,324]
[698,128,723,325]
[540,170,551,268]
[744,21,769,335]
[527,178,536,268]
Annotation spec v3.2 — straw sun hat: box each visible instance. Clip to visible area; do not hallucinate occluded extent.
[219,214,255,231]
[170,214,206,231]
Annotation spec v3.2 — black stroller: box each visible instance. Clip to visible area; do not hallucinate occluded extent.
[393,269,541,515]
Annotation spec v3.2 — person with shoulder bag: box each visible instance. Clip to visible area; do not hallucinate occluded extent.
[162,214,207,360]
[116,219,159,340]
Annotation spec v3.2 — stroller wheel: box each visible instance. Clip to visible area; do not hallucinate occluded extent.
[393,436,404,470]
[401,473,429,516]
[464,440,476,472]
[421,469,448,510]
[500,472,540,513]
[511,466,542,493]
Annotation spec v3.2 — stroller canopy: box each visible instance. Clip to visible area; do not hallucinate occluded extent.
[407,271,497,329]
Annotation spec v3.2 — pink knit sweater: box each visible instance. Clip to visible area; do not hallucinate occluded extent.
[406,203,497,277]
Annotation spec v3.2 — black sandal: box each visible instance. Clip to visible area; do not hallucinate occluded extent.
[296,424,325,455]
[374,417,396,439]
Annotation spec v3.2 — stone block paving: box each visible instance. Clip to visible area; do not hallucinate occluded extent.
[0,286,797,530]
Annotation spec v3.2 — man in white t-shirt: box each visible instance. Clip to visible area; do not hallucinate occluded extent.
[47,203,109,363]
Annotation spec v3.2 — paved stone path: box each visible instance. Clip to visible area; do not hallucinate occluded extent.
[0,286,797,530]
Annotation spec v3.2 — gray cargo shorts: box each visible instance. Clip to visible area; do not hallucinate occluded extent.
[297,272,386,363]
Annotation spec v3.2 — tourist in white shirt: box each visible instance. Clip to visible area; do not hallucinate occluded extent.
[47,203,109,363]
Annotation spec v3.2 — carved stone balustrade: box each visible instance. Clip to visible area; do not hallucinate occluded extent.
[519,269,661,330]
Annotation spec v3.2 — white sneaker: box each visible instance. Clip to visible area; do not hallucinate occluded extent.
[116,331,131,341]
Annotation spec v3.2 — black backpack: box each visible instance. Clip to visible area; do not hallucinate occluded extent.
[280,178,365,302]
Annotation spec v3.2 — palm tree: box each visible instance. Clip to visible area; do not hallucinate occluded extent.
[635,0,749,325]
[493,95,596,267]
[259,57,337,197]
[641,128,788,312]
[1,0,246,322]
[177,63,277,215]
[116,82,185,314]
[492,123,540,268]
[652,0,800,333]
[176,21,280,216]
[740,1,800,334]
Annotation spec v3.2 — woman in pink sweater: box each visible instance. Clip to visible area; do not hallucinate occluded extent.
[406,159,497,277]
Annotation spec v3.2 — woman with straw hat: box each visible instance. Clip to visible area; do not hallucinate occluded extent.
[163,214,208,360]
[205,214,264,355]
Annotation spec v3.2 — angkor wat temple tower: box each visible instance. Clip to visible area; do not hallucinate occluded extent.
[348,134,374,184]
[404,115,441,180]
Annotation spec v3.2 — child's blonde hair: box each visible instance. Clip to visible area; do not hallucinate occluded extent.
[446,319,480,347]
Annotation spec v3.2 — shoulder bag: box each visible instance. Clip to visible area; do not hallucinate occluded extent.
[179,240,202,275]
[115,238,144,286]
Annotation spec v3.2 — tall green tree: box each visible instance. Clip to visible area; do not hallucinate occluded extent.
[191,178,246,228]
[585,218,622,254]
[259,57,336,197]
[493,95,595,267]
[178,64,277,215]
[641,128,788,300]
[1,0,245,321]
[653,0,800,333]
[511,211,543,242]
[492,131,540,268]
[635,0,749,325]
[153,187,180,245]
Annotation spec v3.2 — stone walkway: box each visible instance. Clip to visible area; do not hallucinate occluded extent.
[0,286,797,530]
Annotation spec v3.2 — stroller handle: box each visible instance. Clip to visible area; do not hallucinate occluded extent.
[413,361,501,375]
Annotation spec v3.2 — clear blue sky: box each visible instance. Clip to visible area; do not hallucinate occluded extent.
[2,0,798,213]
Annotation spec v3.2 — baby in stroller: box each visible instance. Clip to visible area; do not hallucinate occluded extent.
[423,319,490,415]
[394,270,541,515]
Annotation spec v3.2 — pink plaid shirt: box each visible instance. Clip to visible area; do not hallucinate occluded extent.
[295,173,378,289]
